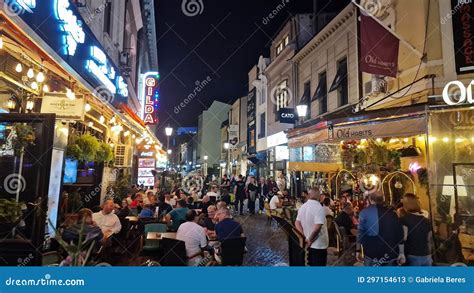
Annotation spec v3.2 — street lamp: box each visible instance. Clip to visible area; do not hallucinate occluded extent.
[165,127,173,137]
[167,149,172,154]
[223,142,230,177]
[296,104,308,118]
[203,155,208,177]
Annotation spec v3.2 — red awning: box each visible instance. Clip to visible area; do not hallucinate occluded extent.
[121,104,146,127]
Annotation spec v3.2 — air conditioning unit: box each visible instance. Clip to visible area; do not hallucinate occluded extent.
[364,75,388,96]
[114,145,132,167]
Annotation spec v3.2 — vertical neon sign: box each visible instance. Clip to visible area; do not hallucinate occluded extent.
[142,72,160,124]
[54,0,85,56]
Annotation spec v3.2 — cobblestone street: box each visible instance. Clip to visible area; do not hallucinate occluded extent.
[236,213,289,266]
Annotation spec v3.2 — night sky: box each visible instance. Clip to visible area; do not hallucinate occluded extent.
[154,0,315,139]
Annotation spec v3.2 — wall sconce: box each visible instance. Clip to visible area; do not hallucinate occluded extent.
[26,98,35,112]
[7,97,16,111]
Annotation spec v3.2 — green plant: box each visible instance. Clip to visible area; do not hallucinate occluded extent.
[96,142,114,164]
[417,167,429,189]
[66,134,101,162]
[106,171,130,201]
[11,124,35,156]
[0,198,23,223]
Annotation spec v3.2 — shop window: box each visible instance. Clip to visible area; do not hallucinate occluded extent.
[329,57,348,107]
[290,147,302,162]
[303,146,315,162]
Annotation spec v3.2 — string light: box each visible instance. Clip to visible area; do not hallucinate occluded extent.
[442,137,449,143]
[42,84,49,92]
[88,121,93,127]
[31,81,38,90]
[110,115,116,124]
[27,68,34,79]
[66,88,75,100]
[99,115,105,123]
[36,70,45,83]
[15,63,23,73]
[376,138,382,143]
[0,33,3,49]
[403,138,409,143]
[84,103,91,112]
[429,136,437,143]
[124,130,130,137]
[455,137,465,143]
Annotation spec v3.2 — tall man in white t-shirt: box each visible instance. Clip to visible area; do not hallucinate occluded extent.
[295,188,329,266]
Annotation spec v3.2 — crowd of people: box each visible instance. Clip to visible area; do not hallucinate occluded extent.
[293,187,432,267]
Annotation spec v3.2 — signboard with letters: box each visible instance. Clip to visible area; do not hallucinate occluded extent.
[228,124,239,149]
[40,93,85,120]
[247,87,257,154]
[278,108,296,124]
[451,0,474,74]
[141,72,160,125]
[6,0,129,106]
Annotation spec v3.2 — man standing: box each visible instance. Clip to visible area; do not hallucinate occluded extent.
[257,177,269,213]
[295,188,328,266]
[356,192,405,266]
[92,199,122,237]
[233,175,246,215]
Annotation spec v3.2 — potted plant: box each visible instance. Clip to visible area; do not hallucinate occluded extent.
[11,123,35,156]
[96,142,114,165]
[66,134,100,163]
[0,198,24,236]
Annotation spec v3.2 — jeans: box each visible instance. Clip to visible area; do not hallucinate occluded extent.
[364,256,398,266]
[248,199,255,214]
[234,196,244,214]
[259,196,265,211]
[308,248,327,266]
[407,255,432,266]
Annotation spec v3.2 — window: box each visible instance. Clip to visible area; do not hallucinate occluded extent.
[303,81,311,119]
[274,80,289,121]
[318,72,327,114]
[337,58,348,107]
[103,0,112,35]
[259,113,266,138]
[276,35,289,56]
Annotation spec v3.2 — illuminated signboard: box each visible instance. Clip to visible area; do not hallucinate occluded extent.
[6,0,128,106]
[142,72,160,124]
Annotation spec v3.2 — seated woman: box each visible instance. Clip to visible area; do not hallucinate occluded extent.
[62,208,103,245]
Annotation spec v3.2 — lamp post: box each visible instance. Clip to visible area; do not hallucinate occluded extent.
[165,126,173,169]
[296,104,308,121]
[223,142,230,177]
[203,155,208,177]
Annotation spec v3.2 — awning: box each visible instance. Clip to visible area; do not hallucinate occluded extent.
[300,83,311,104]
[121,104,146,127]
[329,60,347,92]
[288,128,329,148]
[312,75,327,100]
[329,114,427,142]
[288,162,342,173]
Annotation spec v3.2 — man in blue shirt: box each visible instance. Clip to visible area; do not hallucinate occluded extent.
[165,199,189,231]
[356,192,405,266]
[214,208,243,241]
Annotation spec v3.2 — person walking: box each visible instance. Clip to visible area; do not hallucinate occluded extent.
[257,177,269,213]
[399,193,433,266]
[356,191,405,266]
[246,176,257,215]
[233,175,246,215]
[295,188,329,266]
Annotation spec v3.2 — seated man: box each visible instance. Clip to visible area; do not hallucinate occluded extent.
[157,195,173,217]
[199,195,211,216]
[165,199,189,231]
[335,202,357,236]
[269,191,283,214]
[92,199,122,237]
[138,204,154,218]
[216,201,227,211]
[214,208,243,241]
[176,210,208,266]
[63,208,103,244]
[199,205,217,239]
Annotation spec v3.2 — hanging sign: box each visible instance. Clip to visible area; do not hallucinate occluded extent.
[142,72,160,125]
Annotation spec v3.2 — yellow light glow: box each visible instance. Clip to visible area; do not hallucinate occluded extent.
[88,122,93,127]
[389,138,399,144]
[429,136,437,143]
[455,137,465,143]
[27,68,34,79]
[417,136,424,141]
[442,137,449,143]
[376,138,382,143]
[360,139,367,144]
[403,138,409,143]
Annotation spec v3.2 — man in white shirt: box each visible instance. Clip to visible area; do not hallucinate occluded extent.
[206,184,219,203]
[92,199,122,237]
[295,188,329,266]
[176,210,208,266]
[269,192,282,210]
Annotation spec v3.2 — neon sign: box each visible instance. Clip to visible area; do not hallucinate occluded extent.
[443,80,474,106]
[142,72,160,124]
[85,46,128,98]
[15,0,35,12]
[54,0,85,56]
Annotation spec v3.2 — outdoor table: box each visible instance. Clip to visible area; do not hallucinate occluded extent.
[146,232,177,240]
[125,216,139,223]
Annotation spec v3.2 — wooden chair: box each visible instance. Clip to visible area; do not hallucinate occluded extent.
[158,238,187,266]
[220,237,247,266]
